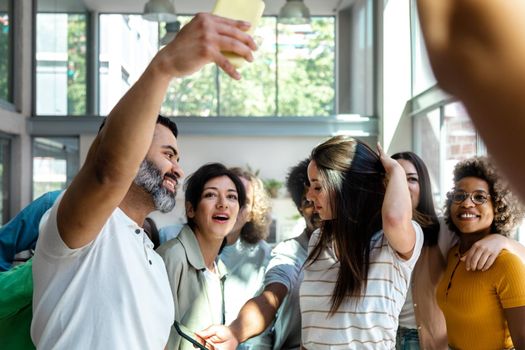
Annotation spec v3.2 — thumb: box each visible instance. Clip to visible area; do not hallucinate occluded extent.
[196,325,218,339]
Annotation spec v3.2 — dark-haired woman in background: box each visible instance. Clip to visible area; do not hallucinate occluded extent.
[300,136,424,349]
[393,152,525,350]
[157,163,246,350]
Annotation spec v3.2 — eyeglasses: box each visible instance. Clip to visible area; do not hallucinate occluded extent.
[447,190,491,206]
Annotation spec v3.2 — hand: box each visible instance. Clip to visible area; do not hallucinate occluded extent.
[461,234,506,271]
[153,13,257,80]
[377,143,400,174]
[196,325,239,350]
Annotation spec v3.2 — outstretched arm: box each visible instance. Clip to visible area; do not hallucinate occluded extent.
[57,14,257,249]
[198,283,287,350]
[417,0,525,201]
[462,234,525,271]
[378,144,416,259]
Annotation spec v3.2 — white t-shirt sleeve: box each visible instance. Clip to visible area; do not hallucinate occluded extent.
[263,240,301,291]
[390,220,424,269]
[37,193,90,258]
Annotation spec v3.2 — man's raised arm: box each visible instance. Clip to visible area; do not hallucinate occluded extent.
[58,14,257,248]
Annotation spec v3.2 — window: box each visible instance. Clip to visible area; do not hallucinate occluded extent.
[32,137,79,199]
[0,0,12,103]
[413,101,482,204]
[99,14,335,117]
[99,14,159,116]
[36,13,87,115]
[0,135,10,223]
[410,0,436,96]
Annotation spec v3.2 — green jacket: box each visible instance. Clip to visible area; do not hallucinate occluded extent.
[0,259,35,350]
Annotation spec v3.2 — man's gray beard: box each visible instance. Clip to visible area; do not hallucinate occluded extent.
[133,159,176,213]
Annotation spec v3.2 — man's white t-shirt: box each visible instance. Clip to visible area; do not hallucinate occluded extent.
[31,195,174,350]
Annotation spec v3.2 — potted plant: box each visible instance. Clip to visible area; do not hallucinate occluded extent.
[263,178,283,199]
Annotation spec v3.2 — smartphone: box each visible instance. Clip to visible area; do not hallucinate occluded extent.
[212,0,265,67]
[174,321,208,350]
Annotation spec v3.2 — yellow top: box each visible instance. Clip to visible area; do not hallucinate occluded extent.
[437,245,525,350]
[212,0,265,67]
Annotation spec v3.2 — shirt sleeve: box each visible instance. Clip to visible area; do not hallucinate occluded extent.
[495,252,525,309]
[392,220,424,269]
[263,240,302,291]
[36,193,90,258]
[0,259,33,318]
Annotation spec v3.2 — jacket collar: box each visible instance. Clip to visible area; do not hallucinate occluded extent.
[178,224,228,279]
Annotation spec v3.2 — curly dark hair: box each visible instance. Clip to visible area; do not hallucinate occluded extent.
[286,158,310,211]
[230,167,271,244]
[444,156,525,237]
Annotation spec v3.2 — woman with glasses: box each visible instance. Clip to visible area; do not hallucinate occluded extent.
[393,152,525,350]
[437,156,525,349]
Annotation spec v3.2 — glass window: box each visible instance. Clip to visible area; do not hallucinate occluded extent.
[413,108,441,197]
[410,0,436,95]
[32,137,79,199]
[99,14,335,117]
[0,0,12,102]
[277,17,335,116]
[99,14,159,116]
[36,13,87,115]
[0,136,10,223]
[443,102,477,192]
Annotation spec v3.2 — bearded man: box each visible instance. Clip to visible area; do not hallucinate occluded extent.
[30,12,257,350]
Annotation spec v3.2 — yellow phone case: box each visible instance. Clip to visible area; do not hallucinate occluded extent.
[212,0,265,67]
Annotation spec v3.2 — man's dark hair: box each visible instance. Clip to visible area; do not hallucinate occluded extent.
[286,158,310,211]
[98,115,178,137]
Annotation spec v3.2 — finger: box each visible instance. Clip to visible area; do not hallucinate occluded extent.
[196,327,216,339]
[482,254,497,271]
[216,22,258,51]
[474,252,491,271]
[376,142,384,157]
[464,248,483,271]
[214,54,241,80]
[206,13,252,32]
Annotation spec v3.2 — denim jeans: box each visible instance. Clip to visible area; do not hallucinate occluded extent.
[396,327,420,350]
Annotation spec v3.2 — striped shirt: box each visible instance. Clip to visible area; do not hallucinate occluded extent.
[300,221,423,349]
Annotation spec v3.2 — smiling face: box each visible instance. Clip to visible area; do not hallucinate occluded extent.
[306,160,333,220]
[397,159,421,210]
[450,176,494,236]
[186,175,240,240]
[134,124,184,212]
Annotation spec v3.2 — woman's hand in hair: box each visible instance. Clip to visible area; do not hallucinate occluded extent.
[377,143,400,175]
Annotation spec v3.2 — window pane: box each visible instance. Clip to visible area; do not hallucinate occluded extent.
[32,137,79,199]
[218,17,277,117]
[36,13,87,115]
[99,14,159,116]
[277,17,335,116]
[411,0,436,95]
[414,108,441,196]
[0,0,11,102]
[0,136,10,223]
[161,15,217,116]
[443,102,477,192]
